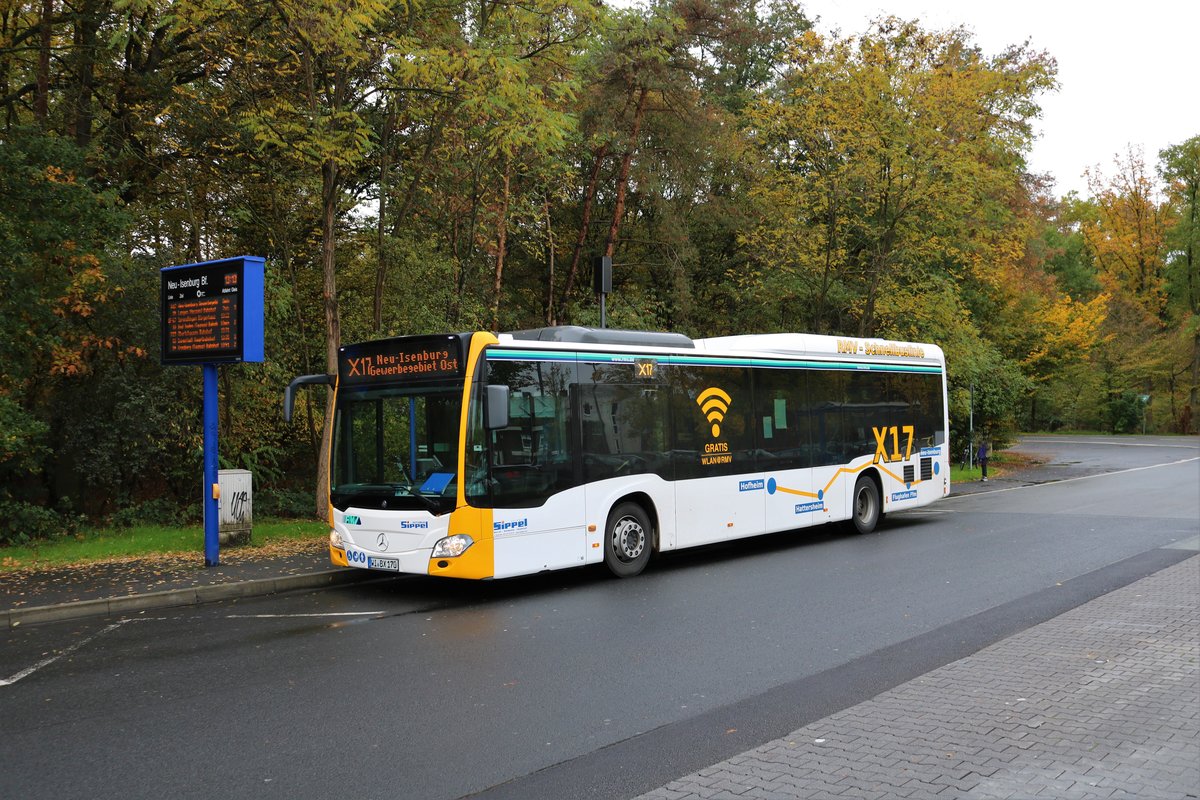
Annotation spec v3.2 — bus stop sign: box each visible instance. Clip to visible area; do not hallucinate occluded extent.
[161,256,264,365]
[160,256,265,567]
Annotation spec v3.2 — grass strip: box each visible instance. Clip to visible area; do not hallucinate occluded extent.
[1,519,328,572]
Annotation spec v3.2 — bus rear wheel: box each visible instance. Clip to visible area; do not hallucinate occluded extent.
[851,475,881,534]
[604,502,652,578]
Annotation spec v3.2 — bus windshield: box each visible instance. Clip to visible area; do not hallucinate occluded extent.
[330,381,463,513]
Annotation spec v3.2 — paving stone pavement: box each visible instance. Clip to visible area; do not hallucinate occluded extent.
[638,555,1200,800]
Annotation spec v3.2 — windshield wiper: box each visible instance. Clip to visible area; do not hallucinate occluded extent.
[396,484,440,511]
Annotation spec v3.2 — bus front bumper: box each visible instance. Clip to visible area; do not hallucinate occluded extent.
[329,536,494,579]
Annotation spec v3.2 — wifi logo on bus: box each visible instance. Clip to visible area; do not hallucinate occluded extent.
[696,387,732,437]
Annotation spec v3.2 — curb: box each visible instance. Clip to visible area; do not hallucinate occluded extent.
[2,568,376,629]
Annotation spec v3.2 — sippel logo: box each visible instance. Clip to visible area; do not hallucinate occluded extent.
[494,518,529,533]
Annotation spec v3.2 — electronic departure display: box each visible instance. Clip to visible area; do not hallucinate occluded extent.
[339,334,468,385]
[161,257,264,365]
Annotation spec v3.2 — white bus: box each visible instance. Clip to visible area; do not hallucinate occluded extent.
[285,326,950,579]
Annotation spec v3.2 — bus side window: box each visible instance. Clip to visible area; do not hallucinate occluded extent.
[807,370,848,466]
[485,357,579,508]
[580,383,668,481]
[752,367,809,470]
[669,365,754,479]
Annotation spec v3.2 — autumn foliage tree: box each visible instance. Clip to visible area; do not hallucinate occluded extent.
[1160,137,1200,431]
[1084,148,1170,324]
[740,18,1058,438]
[1080,148,1188,431]
[0,134,137,534]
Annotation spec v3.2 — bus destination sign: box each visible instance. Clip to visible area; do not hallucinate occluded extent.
[161,257,264,365]
[340,335,467,385]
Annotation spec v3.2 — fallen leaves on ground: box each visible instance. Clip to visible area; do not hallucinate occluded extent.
[0,535,329,608]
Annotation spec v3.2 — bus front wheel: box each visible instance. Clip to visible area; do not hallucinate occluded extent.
[851,475,881,534]
[604,502,652,578]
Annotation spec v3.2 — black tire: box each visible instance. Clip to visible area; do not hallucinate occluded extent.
[603,502,652,578]
[850,475,881,534]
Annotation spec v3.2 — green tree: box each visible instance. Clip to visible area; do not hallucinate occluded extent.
[1081,145,1197,433]
[178,0,401,515]
[554,0,806,332]
[1160,135,1200,431]
[742,19,1057,339]
[0,132,136,524]
[739,18,1056,433]
[376,0,597,332]
[1037,194,1102,301]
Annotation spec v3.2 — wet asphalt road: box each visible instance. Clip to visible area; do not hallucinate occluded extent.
[1,435,1196,800]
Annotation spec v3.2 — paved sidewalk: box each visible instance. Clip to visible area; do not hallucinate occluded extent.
[0,539,374,628]
[638,555,1200,800]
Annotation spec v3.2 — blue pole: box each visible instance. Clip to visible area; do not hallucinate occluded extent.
[203,363,220,566]
[409,397,418,481]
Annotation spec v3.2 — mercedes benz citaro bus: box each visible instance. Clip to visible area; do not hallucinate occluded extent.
[284,326,950,580]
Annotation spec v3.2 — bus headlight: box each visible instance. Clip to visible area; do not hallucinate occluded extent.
[432,534,474,558]
[330,529,344,549]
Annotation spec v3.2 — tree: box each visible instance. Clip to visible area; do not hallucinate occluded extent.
[376,0,596,332]
[1080,145,1199,434]
[0,132,137,525]
[742,19,1057,340]
[5,0,1189,535]
[1160,135,1200,431]
[1083,147,1170,325]
[738,18,1066,438]
[553,0,806,331]
[1030,193,1101,301]
[554,4,686,323]
[177,0,399,516]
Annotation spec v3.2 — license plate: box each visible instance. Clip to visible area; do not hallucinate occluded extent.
[368,557,400,571]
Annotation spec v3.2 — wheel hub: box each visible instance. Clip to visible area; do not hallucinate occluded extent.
[613,517,645,561]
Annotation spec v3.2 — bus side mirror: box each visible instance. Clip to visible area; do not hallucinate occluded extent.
[486,384,510,430]
[284,374,335,423]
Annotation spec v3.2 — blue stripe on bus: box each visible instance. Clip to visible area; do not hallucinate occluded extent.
[486,349,943,374]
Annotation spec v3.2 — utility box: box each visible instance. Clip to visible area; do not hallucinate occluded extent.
[218,469,253,545]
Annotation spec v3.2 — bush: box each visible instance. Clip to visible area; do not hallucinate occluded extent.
[0,501,82,546]
[256,488,316,519]
[108,498,188,528]
[1108,392,1146,434]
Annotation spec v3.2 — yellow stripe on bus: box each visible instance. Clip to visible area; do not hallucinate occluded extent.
[771,460,922,499]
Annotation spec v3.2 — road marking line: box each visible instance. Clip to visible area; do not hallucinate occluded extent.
[220,618,379,623]
[1020,438,1200,449]
[1,620,131,687]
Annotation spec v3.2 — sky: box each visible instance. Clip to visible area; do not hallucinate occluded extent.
[808,0,1200,198]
